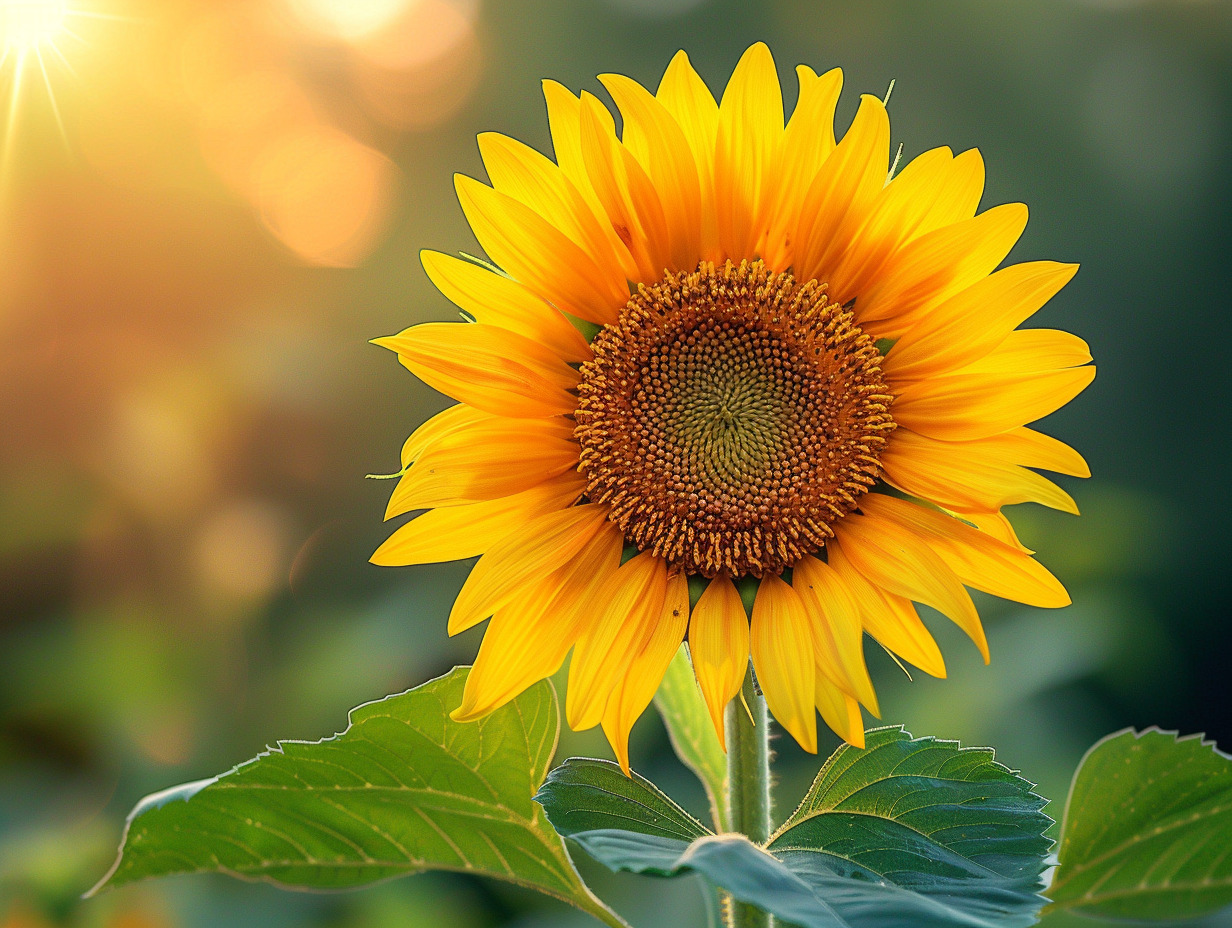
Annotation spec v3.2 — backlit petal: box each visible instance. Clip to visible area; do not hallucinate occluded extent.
[881,428,1079,514]
[815,672,865,749]
[656,50,720,259]
[386,416,577,514]
[578,91,673,284]
[455,173,627,324]
[884,261,1078,380]
[892,365,1096,441]
[601,73,703,271]
[859,493,1071,608]
[827,541,946,678]
[421,250,592,363]
[372,474,586,566]
[960,329,1092,375]
[792,555,878,714]
[792,94,890,285]
[751,576,818,753]
[688,574,750,750]
[374,322,579,419]
[448,504,611,635]
[980,427,1091,478]
[397,403,489,470]
[714,43,783,260]
[837,509,989,662]
[858,202,1029,329]
[567,551,669,731]
[762,65,842,270]
[602,570,691,773]
[453,572,574,720]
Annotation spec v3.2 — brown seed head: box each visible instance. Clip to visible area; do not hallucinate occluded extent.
[575,259,895,578]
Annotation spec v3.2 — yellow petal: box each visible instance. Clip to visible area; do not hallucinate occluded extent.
[372,474,586,566]
[448,504,611,635]
[791,555,878,715]
[858,202,1029,329]
[542,79,639,280]
[386,416,578,514]
[453,572,574,720]
[687,574,750,750]
[883,261,1078,381]
[602,570,691,774]
[980,427,1090,478]
[916,147,986,232]
[751,576,818,753]
[821,146,955,303]
[837,509,989,662]
[792,94,890,285]
[881,428,1079,515]
[714,42,783,260]
[600,73,703,272]
[547,521,626,634]
[951,508,1033,554]
[397,403,489,470]
[477,131,629,291]
[859,493,1071,608]
[421,250,591,364]
[656,50,720,260]
[892,365,1096,441]
[567,551,669,731]
[578,91,671,284]
[455,173,627,324]
[827,540,946,678]
[374,322,579,419]
[815,671,865,749]
[960,329,1092,375]
[762,65,842,270]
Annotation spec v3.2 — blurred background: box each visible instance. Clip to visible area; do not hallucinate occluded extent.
[1,0,1230,925]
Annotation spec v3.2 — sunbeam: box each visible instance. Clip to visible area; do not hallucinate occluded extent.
[0,0,122,185]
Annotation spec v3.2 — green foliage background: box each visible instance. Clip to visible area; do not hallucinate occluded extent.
[2,0,1230,926]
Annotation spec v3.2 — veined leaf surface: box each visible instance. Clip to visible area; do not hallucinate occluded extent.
[1048,727,1232,920]
[90,668,625,927]
[538,728,1051,928]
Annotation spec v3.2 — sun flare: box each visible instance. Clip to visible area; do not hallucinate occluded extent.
[1,0,70,55]
[1,0,79,172]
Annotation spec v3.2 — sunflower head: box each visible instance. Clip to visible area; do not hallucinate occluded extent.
[576,258,894,579]
[373,43,1094,772]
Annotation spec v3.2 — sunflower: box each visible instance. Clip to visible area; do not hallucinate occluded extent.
[372,43,1093,772]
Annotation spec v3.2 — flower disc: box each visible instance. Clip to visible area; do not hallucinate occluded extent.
[575,259,895,578]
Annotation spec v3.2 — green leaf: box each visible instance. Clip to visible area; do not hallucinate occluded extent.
[1047,727,1232,920]
[542,728,1052,928]
[89,668,626,928]
[653,645,728,831]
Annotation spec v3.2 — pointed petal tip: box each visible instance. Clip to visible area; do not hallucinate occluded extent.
[711,705,728,753]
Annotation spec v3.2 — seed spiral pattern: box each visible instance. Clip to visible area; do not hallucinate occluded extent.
[575,259,895,578]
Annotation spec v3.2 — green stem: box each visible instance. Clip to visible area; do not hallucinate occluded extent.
[722,665,773,928]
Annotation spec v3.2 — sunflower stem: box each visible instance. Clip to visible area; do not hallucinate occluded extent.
[722,665,773,928]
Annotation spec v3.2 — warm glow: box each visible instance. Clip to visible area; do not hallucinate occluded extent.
[0,0,68,55]
[287,0,417,41]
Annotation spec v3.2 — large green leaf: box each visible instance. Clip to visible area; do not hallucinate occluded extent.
[653,645,728,831]
[1048,727,1232,920]
[89,668,625,928]
[537,728,1052,928]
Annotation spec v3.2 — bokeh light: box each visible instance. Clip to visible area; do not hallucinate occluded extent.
[285,0,414,41]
